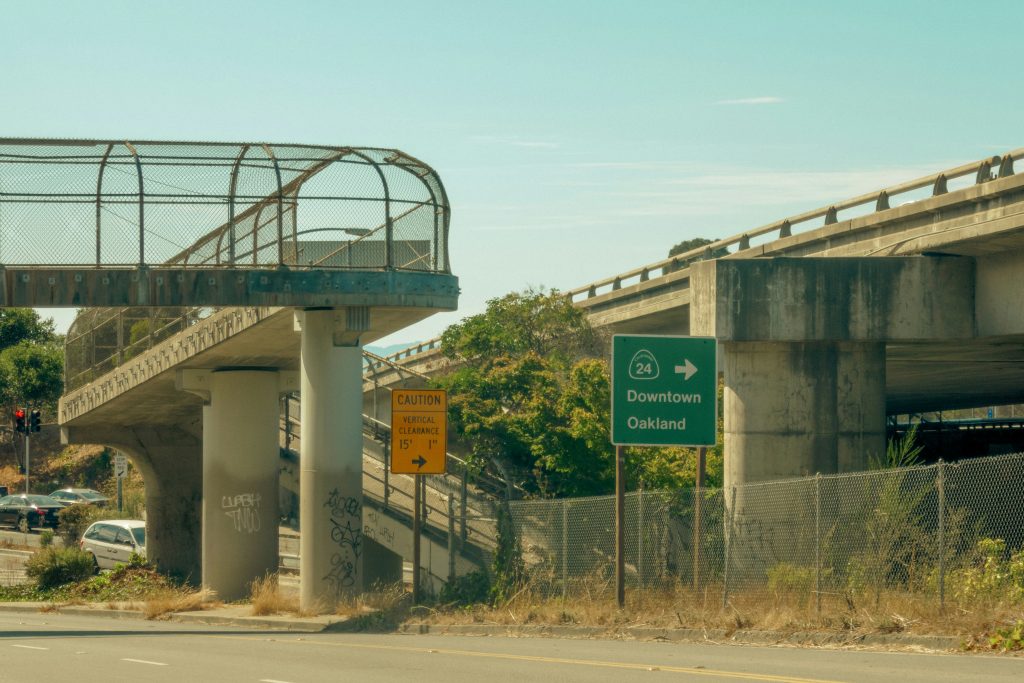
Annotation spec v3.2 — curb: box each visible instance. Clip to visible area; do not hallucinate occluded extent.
[0,603,961,650]
[0,603,342,632]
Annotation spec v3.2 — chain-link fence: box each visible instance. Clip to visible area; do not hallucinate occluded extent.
[508,452,1024,612]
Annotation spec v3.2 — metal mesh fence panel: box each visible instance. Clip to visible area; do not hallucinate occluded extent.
[0,139,450,270]
[506,452,1024,612]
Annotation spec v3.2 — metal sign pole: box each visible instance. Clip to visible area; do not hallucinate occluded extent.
[693,446,706,591]
[24,434,30,495]
[615,444,625,609]
[412,474,422,606]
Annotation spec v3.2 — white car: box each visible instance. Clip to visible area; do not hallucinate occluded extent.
[79,520,146,570]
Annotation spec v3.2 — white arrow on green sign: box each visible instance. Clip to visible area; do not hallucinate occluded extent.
[611,334,717,446]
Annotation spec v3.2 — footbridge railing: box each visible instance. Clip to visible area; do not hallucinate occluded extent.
[0,139,449,271]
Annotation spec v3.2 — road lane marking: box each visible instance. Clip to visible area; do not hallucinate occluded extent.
[212,635,846,683]
[260,679,297,683]
[10,644,48,650]
[121,658,169,666]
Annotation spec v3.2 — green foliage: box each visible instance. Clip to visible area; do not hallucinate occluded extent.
[989,621,1024,651]
[0,309,57,350]
[437,288,610,497]
[846,441,931,602]
[39,529,54,548]
[948,538,1024,605]
[668,237,728,259]
[25,546,95,589]
[767,562,815,595]
[126,552,149,569]
[0,340,64,414]
[438,569,491,606]
[57,502,104,546]
[490,505,525,605]
[870,424,924,470]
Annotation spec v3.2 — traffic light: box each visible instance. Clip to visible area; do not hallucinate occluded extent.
[14,408,25,434]
[29,410,41,433]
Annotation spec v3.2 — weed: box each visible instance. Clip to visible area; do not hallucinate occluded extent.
[249,574,297,616]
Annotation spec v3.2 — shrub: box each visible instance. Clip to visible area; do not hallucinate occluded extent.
[57,503,102,546]
[439,570,491,606]
[26,547,95,590]
[948,538,1024,604]
[39,530,54,547]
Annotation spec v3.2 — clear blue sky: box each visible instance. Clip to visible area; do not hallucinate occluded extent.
[5,0,1022,347]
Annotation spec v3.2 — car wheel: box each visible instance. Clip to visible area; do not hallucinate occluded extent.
[88,552,99,574]
[16,515,29,533]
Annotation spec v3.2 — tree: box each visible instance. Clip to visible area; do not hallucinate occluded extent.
[434,289,722,497]
[0,309,63,423]
[0,340,65,414]
[0,309,55,350]
[668,236,729,260]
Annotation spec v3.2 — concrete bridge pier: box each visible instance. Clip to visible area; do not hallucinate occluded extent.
[60,425,203,584]
[297,308,367,611]
[723,340,886,485]
[179,368,293,602]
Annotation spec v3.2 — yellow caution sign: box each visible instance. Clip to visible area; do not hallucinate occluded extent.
[391,389,447,475]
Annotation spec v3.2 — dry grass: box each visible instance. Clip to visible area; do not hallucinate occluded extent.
[250,574,299,616]
[414,576,1024,642]
[142,588,219,620]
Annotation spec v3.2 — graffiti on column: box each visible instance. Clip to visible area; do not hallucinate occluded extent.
[323,488,362,593]
[222,492,262,533]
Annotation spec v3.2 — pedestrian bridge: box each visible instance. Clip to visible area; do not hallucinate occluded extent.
[1,138,458,609]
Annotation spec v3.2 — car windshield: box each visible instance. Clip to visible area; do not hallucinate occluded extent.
[130,527,145,546]
[80,491,106,500]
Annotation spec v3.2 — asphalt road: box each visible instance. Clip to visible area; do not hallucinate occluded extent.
[1,612,1022,683]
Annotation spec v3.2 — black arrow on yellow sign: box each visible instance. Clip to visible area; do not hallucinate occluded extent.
[413,455,427,469]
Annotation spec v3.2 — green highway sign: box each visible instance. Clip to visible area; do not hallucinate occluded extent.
[611,334,717,446]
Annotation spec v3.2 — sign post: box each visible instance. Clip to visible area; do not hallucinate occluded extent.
[114,452,128,513]
[391,389,447,604]
[611,334,717,607]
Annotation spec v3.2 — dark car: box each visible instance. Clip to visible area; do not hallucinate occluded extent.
[0,494,65,532]
[49,488,110,507]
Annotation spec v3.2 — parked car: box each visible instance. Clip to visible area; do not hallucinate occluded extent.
[49,487,109,507]
[79,520,146,570]
[0,494,65,532]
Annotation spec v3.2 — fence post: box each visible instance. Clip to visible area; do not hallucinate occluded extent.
[637,482,644,587]
[561,498,568,599]
[447,495,456,585]
[460,465,468,545]
[937,459,946,613]
[383,433,390,510]
[723,486,736,608]
[815,472,821,618]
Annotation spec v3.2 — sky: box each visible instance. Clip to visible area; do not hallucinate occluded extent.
[4,0,1023,349]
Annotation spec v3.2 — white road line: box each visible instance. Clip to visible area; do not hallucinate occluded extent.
[121,658,169,666]
[260,679,297,683]
[10,644,48,650]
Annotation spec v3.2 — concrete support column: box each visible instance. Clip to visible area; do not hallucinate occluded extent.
[723,341,886,488]
[199,370,282,602]
[298,309,365,610]
[61,426,203,584]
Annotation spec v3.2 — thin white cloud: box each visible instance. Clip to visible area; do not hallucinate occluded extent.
[468,135,559,149]
[715,96,784,105]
